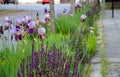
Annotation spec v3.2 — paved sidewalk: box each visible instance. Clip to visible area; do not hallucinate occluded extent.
[104,10,120,59]
[104,10,120,77]
[91,10,120,77]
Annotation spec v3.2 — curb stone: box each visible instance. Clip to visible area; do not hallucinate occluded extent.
[0,10,24,14]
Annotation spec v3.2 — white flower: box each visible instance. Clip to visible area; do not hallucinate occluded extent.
[81,14,87,20]
[90,30,94,34]
[38,27,46,34]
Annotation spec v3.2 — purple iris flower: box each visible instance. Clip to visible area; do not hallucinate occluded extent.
[44,7,50,14]
[15,34,22,41]
[75,3,81,9]
[16,25,21,29]
[28,28,34,34]
[4,23,10,30]
[38,34,42,39]
[11,28,22,41]
[28,21,36,34]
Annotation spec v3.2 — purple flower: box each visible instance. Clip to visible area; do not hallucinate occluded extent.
[5,16,10,21]
[63,8,67,13]
[38,27,46,34]
[75,3,81,9]
[73,61,78,76]
[25,16,31,23]
[10,27,16,34]
[45,13,50,22]
[38,34,42,39]
[44,8,48,14]
[4,23,10,30]
[16,18,22,24]
[0,24,3,34]
[28,21,36,28]
[81,14,87,22]
[44,7,50,14]
[38,27,46,39]
[17,69,21,77]
[64,63,70,77]
[15,34,22,41]
[16,25,21,29]
[28,28,34,34]
[11,28,22,41]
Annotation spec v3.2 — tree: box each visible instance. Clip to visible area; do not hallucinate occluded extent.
[50,0,56,34]
[71,0,75,15]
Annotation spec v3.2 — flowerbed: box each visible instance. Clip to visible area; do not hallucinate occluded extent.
[0,1,100,77]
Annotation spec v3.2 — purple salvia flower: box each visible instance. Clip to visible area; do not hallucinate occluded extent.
[31,43,35,69]
[27,71,34,77]
[34,52,39,72]
[64,63,70,77]
[20,59,25,76]
[73,61,78,77]
[17,69,21,77]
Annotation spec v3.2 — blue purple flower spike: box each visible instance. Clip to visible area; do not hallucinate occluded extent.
[18,43,81,77]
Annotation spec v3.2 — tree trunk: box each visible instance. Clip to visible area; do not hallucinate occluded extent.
[71,0,75,15]
[50,0,55,34]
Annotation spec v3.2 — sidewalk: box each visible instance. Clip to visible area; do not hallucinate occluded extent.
[104,10,120,77]
[91,10,120,77]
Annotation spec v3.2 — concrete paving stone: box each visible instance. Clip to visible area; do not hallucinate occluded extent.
[103,20,114,25]
[90,70,102,77]
[105,37,120,40]
[106,45,120,48]
[107,58,120,63]
[106,48,120,58]
[104,27,119,31]
[105,32,120,35]
[107,75,118,77]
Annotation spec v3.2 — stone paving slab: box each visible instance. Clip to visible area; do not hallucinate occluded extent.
[90,64,102,77]
[91,10,120,77]
[106,48,120,58]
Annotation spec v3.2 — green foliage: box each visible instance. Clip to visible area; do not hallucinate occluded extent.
[55,15,80,35]
[86,34,97,56]
[0,2,100,77]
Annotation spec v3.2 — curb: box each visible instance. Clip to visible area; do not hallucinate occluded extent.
[0,10,24,14]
